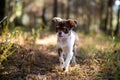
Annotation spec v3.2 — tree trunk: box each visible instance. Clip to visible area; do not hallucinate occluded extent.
[114,5,120,35]
[109,7,113,34]
[0,0,5,21]
[99,0,107,32]
[104,4,109,33]
[99,0,114,34]
[60,2,65,18]
[107,0,114,35]
[53,0,58,17]
[66,0,70,19]
[42,7,47,25]
[0,0,6,29]
[50,0,58,31]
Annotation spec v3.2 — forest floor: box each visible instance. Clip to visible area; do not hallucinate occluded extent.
[0,31,120,80]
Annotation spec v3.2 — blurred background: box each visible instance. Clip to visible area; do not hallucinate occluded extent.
[0,0,120,35]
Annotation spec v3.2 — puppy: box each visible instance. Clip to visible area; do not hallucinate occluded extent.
[52,17,79,72]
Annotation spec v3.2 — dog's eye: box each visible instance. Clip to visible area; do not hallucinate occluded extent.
[64,28,69,33]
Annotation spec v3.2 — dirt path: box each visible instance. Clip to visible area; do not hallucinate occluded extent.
[0,34,118,80]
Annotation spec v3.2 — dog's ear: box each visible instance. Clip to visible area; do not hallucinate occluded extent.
[67,19,77,28]
[51,17,62,24]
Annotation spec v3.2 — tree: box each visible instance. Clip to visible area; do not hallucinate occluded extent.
[0,0,5,21]
[60,1,66,18]
[99,0,115,34]
[114,4,120,35]
[42,7,47,25]
[50,0,58,31]
[53,0,58,17]
[0,0,6,29]
[66,0,70,19]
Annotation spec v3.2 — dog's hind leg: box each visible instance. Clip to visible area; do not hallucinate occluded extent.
[72,45,77,66]
[72,55,76,66]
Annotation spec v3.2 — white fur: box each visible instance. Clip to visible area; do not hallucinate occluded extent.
[52,17,62,22]
[57,30,78,72]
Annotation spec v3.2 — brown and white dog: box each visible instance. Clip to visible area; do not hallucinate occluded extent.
[52,17,79,72]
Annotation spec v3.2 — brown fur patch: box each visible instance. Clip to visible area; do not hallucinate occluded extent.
[67,19,77,28]
[58,48,62,56]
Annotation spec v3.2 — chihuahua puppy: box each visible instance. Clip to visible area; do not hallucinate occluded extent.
[52,17,79,72]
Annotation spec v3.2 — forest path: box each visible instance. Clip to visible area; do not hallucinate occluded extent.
[0,34,114,80]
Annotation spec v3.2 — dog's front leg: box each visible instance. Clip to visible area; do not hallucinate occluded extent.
[58,48,64,67]
[63,49,73,72]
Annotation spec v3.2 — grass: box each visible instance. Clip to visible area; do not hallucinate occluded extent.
[0,26,120,80]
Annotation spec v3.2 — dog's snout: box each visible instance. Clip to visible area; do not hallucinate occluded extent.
[58,32,63,37]
[59,32,62,35]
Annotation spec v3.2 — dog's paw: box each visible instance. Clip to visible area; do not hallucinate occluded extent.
[60,64,64,69]
[60,64,65,71]
[61,65,69,72]
[60,63,69,72]
[71,62,77,67]
[63,67,69,72]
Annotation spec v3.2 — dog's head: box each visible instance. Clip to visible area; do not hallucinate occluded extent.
[52,17,77,38]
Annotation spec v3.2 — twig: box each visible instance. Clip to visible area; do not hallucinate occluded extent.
[0,16,8,24]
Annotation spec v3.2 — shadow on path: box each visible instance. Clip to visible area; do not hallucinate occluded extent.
[0,43,58,80]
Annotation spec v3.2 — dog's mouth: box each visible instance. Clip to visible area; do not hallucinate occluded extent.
[58,35,63,37]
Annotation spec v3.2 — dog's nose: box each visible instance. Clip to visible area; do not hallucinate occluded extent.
[58,32,63,37]
[59,32,62,36]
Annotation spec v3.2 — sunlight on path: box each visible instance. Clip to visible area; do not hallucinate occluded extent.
[35,33,110,51]
[35,35,57,46]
